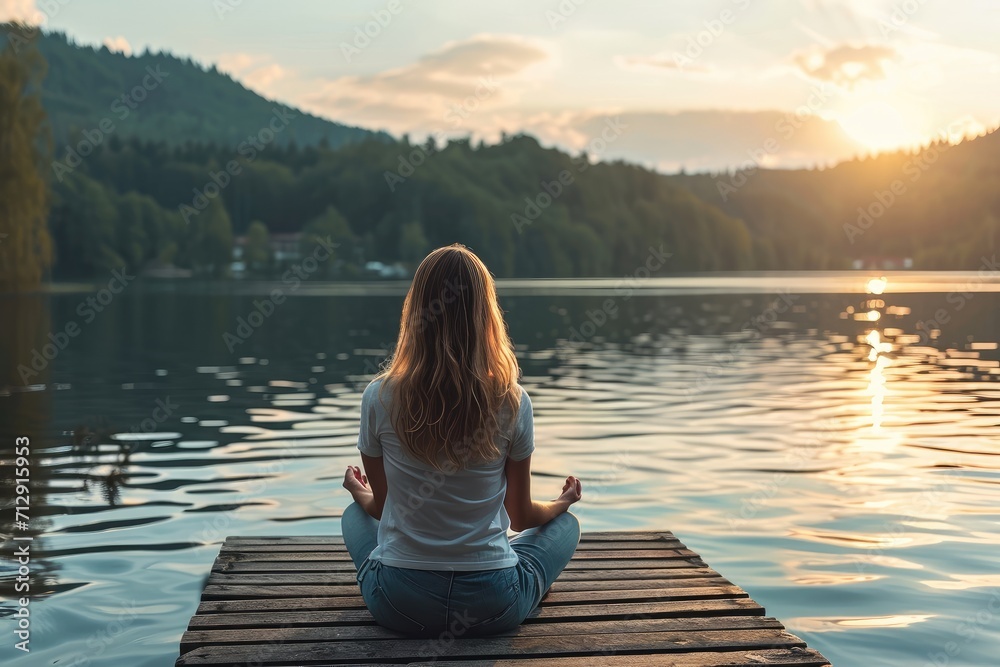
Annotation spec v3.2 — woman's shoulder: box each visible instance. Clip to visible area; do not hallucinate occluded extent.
[507,383,532,427]
[362,376,391,408]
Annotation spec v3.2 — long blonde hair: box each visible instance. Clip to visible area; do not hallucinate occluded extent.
[376,244,521,470]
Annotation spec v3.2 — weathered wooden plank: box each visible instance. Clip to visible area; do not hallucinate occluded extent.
[188,598,766,629]
[213,558,712,574]
[219,546,352,554]
[574,531,677,541]
[403,649,832,666]
[225,536,347,544]
[576,539,685,550]
[201,563,733,597]
[554,568,720,581]
[191,585,746,619]
[200,584,359,600]
[542,585,748,605]
[180,531,830,667]
[213,553,703,569]
[218,545,688,559]
[214,561,359,572]
[199,568,725,599]
[197,576,732,603]
[176,629,804,665]
[198,596,368,613]
[219,540,686,553]
[180,616,786,652]
[206,565,712,588]
[547,576,731,592]
[222,531,675,544]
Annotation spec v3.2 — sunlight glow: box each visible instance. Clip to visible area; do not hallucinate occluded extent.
[866,330,893,362]
[866,277,887,295]
[868,355,890,428]
[839,104,921,153]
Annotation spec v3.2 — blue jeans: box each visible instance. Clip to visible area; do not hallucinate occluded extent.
[341,502,581,638]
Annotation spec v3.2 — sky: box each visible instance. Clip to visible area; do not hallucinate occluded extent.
[4,0,999,171]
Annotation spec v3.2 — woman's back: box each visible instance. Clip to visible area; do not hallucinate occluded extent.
[358,377,535,570]
[340,244,580,638]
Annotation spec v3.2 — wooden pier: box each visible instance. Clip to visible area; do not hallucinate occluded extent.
[176,531,831,666]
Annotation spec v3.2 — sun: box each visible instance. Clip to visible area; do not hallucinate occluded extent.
[837,102,920,153]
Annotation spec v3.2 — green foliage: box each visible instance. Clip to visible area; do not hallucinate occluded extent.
[0,24,53,291]
[186,197,233,277]
[676,131,1000,270]
[398,222,429,265]
[50,171,184,277]
[13,26,1000,283]
[32,29,385,151]
[301,205,353,277]
[244,220,270,271]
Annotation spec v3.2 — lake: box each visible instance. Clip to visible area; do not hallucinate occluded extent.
[2,272,1000,666]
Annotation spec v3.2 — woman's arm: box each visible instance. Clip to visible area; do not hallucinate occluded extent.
[343,453,387,520]
[503,454,582,532]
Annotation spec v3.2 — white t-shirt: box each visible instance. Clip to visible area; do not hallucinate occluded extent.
[356,376,534,570]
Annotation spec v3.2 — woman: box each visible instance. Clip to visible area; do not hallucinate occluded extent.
[340,243,583,638]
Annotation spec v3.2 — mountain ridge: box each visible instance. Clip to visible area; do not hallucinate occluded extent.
[26,29,390,151]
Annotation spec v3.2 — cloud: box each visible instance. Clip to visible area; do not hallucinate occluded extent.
[510,109,868,173]
[217,52,289,97]
[0,0,39,23]
[102,36,132,56]
[417,36,549,78]
[793,43,899,87]
[243,63,287,89]
[614,52,713,74]
[303,34,550,136]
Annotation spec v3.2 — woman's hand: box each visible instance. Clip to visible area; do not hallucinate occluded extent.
[343,465,373,501]
[557,475,583,505]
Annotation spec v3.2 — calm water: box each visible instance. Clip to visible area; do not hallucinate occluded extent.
[2,273,1000,667]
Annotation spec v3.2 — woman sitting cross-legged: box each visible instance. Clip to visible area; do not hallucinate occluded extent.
[341,243,582,638]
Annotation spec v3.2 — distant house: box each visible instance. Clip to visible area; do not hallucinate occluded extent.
[141,259,193,278]
[852,256,913,270]
[270,233,303,263]
[232,232,303,266]
[364,261,409,278]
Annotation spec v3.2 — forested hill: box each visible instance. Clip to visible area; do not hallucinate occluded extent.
[28,30,385,149]
[49,134,755,279]
[672,128,1000,270]
[4,25,999,284]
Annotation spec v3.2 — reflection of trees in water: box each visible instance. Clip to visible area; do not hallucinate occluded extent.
[0,297,135,607]
[1,296,60,604]
[69,420,134,507]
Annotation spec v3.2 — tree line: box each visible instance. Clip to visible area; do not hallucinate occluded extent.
[3,22,998,292]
